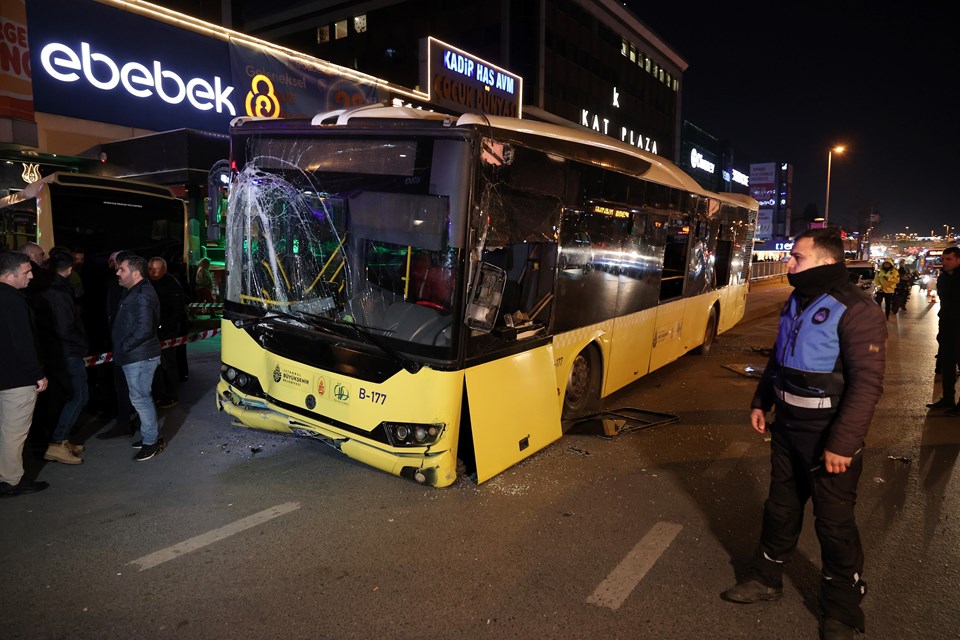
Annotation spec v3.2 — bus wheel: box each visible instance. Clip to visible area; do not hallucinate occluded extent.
[694,307,718,355]
[563,346,600,418]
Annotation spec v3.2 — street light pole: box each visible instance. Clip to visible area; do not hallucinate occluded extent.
[824,145,845,227]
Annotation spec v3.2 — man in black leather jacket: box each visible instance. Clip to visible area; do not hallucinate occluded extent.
[113,256,163,461]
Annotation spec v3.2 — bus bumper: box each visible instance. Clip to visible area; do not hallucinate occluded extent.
[216,381,458,487]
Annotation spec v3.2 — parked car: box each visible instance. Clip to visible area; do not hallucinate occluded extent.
[845,259,876,294]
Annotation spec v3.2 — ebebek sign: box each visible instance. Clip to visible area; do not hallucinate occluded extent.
[39,42,236,114]
[27,0,235,132]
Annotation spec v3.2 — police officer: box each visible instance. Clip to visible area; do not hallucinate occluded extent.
[723,228,887,640]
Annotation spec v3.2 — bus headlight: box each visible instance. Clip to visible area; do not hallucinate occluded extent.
[220,363,265,398]
[382,422,443,447]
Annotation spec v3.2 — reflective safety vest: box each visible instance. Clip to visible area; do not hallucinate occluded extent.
[773,293,847,417]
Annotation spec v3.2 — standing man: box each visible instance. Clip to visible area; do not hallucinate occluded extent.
[34,251,89,465]
[722,228,887,640]
[872,259,899,319]
[194,257,215,303]
[0,252,50,497]
[97,250,136,440]
[18,241,53,295]
[147,257,187,409]
[927,246,960,413]
[113,255,164,461]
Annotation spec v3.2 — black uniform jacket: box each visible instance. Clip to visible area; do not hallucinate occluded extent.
[0,282,44,390]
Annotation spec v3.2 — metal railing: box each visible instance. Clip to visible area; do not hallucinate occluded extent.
[750,261,789,281]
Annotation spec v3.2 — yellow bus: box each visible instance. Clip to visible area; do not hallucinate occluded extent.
[216,106,757,487]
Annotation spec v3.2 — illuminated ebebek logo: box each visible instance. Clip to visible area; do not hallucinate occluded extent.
[245,74,280,118]
[39,41,236,115]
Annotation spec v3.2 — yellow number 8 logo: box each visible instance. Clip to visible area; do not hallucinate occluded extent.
[245,74,280,118]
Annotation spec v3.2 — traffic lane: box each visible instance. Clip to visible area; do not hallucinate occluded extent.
[1,342,822,640]
[3,290,958,639]
[600,288,960,637]
[1,439,815,640]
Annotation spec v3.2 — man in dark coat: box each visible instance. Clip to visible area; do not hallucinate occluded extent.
[927,246,960,413]
[32,251,89,465]
[722,228,887,640]
[97,250,136,440]
[0,252,50,497]
[147,257,187,408]
[113,256,164,461]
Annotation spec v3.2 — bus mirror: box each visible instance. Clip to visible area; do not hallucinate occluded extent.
[465,262,506,333]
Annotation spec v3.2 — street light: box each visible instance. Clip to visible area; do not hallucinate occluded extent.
[824,145,845,226]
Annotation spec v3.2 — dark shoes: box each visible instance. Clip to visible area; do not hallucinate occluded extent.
[0,479,50,498]
[134,439,165,462]
[96,425,134,440]
[926,398,956,410]
[721,579,783,603]
[946,407,960,417]
[820,618,861,639]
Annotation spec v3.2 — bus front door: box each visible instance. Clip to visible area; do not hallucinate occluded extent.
[464,343,562,483]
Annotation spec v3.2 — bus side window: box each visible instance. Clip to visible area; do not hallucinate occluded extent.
[660,214,690,301]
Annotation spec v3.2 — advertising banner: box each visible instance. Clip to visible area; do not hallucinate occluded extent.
[228,40,377,120]
[0,0,33,120]
[750,163,776,241]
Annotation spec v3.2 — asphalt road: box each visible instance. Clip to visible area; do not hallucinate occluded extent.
[2,283,957,640]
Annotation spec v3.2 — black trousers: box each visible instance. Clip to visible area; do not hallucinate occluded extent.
[750,426,866,631]
[113,363,134,430]
[876,291,894,318]
[939,328,960,401]
[152,347,179,403]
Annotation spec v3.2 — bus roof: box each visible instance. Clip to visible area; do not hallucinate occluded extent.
[0,171,178,209]
[233,105,758,212]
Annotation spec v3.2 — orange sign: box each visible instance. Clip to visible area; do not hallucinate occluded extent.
[0,0,33,120]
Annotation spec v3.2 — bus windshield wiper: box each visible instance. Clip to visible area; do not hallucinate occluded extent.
[290,309,423,374]
[231,311,353,341]
[237,309,422,374]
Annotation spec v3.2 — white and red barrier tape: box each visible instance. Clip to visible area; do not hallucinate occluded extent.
[187,302,223,313]
[82,328,221,367]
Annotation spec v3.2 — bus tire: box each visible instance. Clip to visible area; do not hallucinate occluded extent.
[694,306,718,356]
[562,345,601,419]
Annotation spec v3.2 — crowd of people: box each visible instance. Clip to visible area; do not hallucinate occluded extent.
[0,243,200,498]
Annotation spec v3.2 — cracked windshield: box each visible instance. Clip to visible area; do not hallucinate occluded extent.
[225,134,471,353]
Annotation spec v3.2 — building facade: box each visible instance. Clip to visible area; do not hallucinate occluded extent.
[243,0,687,160]
[749,161,794,246]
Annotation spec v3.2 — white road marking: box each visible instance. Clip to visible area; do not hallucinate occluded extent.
[129,502,301,571]
[586,521,683,610]
[702,442,752,479]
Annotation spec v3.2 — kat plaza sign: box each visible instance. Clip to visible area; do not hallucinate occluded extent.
[580,87,663,155]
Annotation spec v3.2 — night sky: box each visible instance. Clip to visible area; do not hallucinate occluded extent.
[629,2,957,236]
